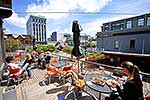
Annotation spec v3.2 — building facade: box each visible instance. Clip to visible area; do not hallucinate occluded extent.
[4,34,32,49]
[51,32,57,41]
[26,15,47,44]
[97,13,150,54]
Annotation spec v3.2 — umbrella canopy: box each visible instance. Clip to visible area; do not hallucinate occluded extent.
[71,20,82,57]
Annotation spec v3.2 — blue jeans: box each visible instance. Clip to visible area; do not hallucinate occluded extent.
[20,63,32,77]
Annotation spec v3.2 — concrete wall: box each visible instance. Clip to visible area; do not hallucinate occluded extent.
[97,33,150,54]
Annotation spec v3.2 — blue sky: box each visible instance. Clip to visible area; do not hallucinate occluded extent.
[3,0,150,38]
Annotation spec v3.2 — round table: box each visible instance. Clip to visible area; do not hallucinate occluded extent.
[85,73,121,100]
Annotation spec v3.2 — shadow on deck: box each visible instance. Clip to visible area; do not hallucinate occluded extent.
[16,68,95,100]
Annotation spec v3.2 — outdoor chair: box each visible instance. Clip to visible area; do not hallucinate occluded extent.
[15,54,21,63]
[145,96,150,100]
[59,90,77,100]
[46,67,59,84]
[60,64,72,76]
[0,63,9,86]
[7,67,22,86]
[50,59,58,65]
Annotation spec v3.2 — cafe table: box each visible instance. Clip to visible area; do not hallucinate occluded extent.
[51,60,68,79]
[84,72,122,100]
[51,60,67,69]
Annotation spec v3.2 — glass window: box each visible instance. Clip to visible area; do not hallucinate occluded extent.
[127,21,132,29]
[130,40,135,49]
[104,25,109,31]
[114,40,119,49]
[138,18,144,27]
[120,22,124,30]
[147,17,150,26]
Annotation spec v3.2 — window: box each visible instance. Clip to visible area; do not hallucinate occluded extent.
[130,40,135,49]
[120,22,124,30]
[104,25,109,31]
[138,18,144,27]
[147,17,150,26]
[126,21,132,29]
[114,40,119,49]
[112,23,116,30]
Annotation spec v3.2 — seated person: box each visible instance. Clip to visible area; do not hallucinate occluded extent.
[105,61,144,100]
[5,56,26,77]
[21,53,33,78]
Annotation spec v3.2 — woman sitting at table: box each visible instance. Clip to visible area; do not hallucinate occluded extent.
[21,53,33,79]
[105,61,144,100]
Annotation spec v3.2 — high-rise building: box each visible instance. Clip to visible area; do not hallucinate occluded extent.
[51,32,57,41]
[26,15,47,44]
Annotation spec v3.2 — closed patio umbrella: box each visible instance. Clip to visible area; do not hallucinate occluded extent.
[71,20,83,74]
[71,20,82,57]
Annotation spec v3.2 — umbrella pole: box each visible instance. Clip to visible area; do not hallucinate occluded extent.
[77,57,80,74]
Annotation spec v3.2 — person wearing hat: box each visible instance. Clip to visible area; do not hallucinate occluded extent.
[105,61,144,100]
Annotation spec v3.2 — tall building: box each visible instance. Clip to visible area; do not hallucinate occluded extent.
[51,32,57,41]
[97,13,150,54]
[26,15,47,44]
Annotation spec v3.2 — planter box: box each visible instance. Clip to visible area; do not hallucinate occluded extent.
[3,85,17,100]
[87,57,96,62]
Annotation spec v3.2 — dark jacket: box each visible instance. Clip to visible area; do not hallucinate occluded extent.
[117,79,144,100]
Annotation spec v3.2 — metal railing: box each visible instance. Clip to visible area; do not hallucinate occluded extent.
[52,53,150,80]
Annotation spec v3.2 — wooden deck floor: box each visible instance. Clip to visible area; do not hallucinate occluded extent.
[16,68,150,100]
[16,68,95,100]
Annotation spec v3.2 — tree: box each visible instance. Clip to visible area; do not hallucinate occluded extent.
[4,38,22,52]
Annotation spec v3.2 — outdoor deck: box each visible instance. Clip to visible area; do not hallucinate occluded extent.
[16,68,95,100]
[15,67,150,100]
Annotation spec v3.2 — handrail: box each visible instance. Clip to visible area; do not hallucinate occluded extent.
[52,53,150,77]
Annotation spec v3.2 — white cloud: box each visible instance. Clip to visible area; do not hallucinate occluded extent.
[26,0,111,20]
[5,0,111,35]
[5,11,27,28]
[77,15,133,36]
[78,0,111,12]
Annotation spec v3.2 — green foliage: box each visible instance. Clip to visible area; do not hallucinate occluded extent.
[46,45,56,52]
[87,51,105,60]
[61,46,73,54]
[26,46,33,52]
[4,38,22,52]
[90,43,96,47]
[36,44,56,52]
[66,39,73,46]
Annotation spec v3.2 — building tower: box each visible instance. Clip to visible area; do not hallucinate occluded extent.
[26,15,47,44]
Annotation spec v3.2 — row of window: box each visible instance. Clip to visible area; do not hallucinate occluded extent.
[104,17,150,31]
[31,18,46,23]
[114,40,135,49]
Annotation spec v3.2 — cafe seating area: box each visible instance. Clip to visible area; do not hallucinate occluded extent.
[1,53,150,100]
